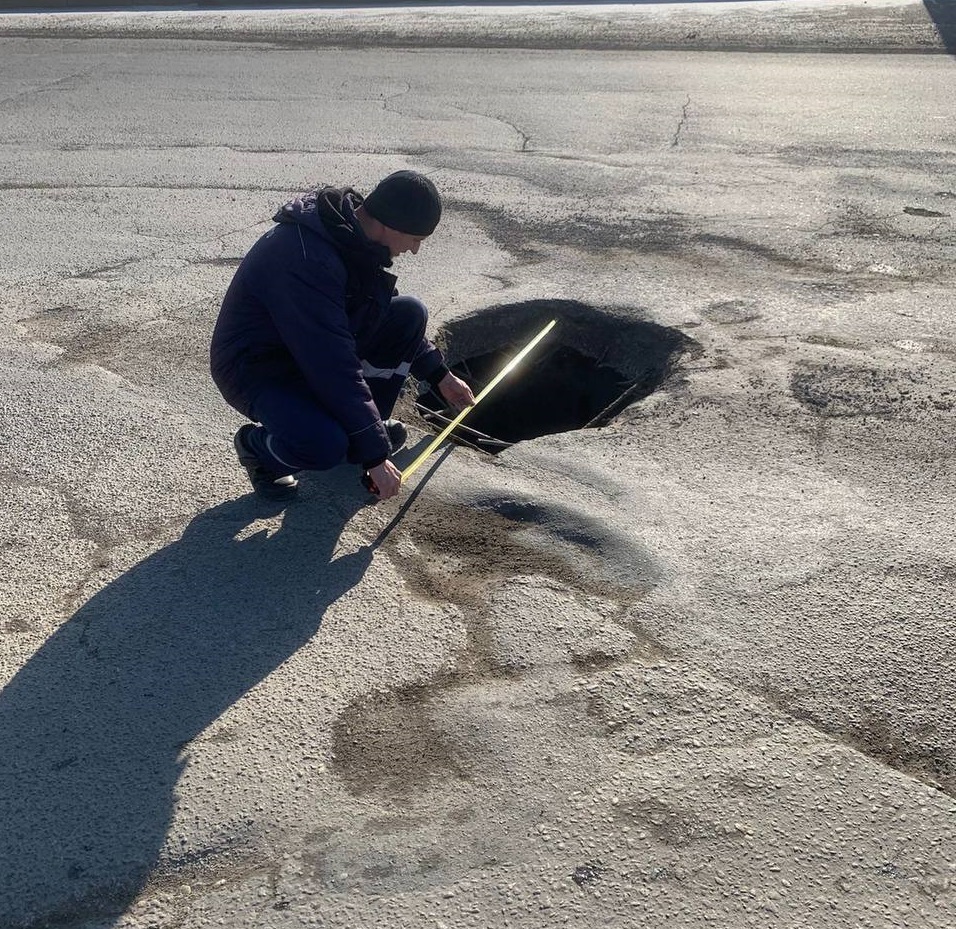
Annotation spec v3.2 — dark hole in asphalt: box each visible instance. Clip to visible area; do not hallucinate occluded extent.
[416,299,694,454]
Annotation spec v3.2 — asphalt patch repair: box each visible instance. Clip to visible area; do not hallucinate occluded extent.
[331,496,664,800]
[416,300,695,452]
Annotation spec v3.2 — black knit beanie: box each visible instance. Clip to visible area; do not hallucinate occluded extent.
[363,170,442,237]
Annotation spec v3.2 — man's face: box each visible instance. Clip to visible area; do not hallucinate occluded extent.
[379,225,428,258]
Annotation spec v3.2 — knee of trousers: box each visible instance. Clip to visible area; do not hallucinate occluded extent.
[389,295,428,340]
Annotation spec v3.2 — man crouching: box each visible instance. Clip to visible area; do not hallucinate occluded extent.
[210,170,474,502]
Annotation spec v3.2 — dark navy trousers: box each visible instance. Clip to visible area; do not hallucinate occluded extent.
[243,296,429,476]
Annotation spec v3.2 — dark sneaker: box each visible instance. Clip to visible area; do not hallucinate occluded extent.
[384,419,408,453]
[233,424,298,502]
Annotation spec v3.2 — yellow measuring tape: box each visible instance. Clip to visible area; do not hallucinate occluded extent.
[402,318,557,482]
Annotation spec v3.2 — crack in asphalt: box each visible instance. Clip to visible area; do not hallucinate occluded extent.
[516,125,532,153]
[0,65,103,108]
[671,95,691,148]
[379,81,412,115]
[450,104,531,153]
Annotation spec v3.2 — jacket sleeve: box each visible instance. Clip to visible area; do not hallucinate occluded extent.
[259,246,391,466]
[410,337,450,389]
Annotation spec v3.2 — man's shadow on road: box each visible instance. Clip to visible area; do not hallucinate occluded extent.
[0,471,374,928]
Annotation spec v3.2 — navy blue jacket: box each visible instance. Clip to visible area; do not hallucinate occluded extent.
[210,187,446,466]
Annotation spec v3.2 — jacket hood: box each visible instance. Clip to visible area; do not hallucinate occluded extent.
[273,186,392,269]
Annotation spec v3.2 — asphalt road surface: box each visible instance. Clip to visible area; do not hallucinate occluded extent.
[1,5,954,928]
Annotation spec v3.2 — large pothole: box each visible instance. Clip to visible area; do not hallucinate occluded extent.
[417,300,695,452]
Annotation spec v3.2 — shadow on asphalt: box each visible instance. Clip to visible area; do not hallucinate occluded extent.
[924,0,956,54]
[0,476,372,928]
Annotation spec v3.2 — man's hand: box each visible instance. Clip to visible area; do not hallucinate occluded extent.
[438,371,476,411]
[367,459,403,500]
